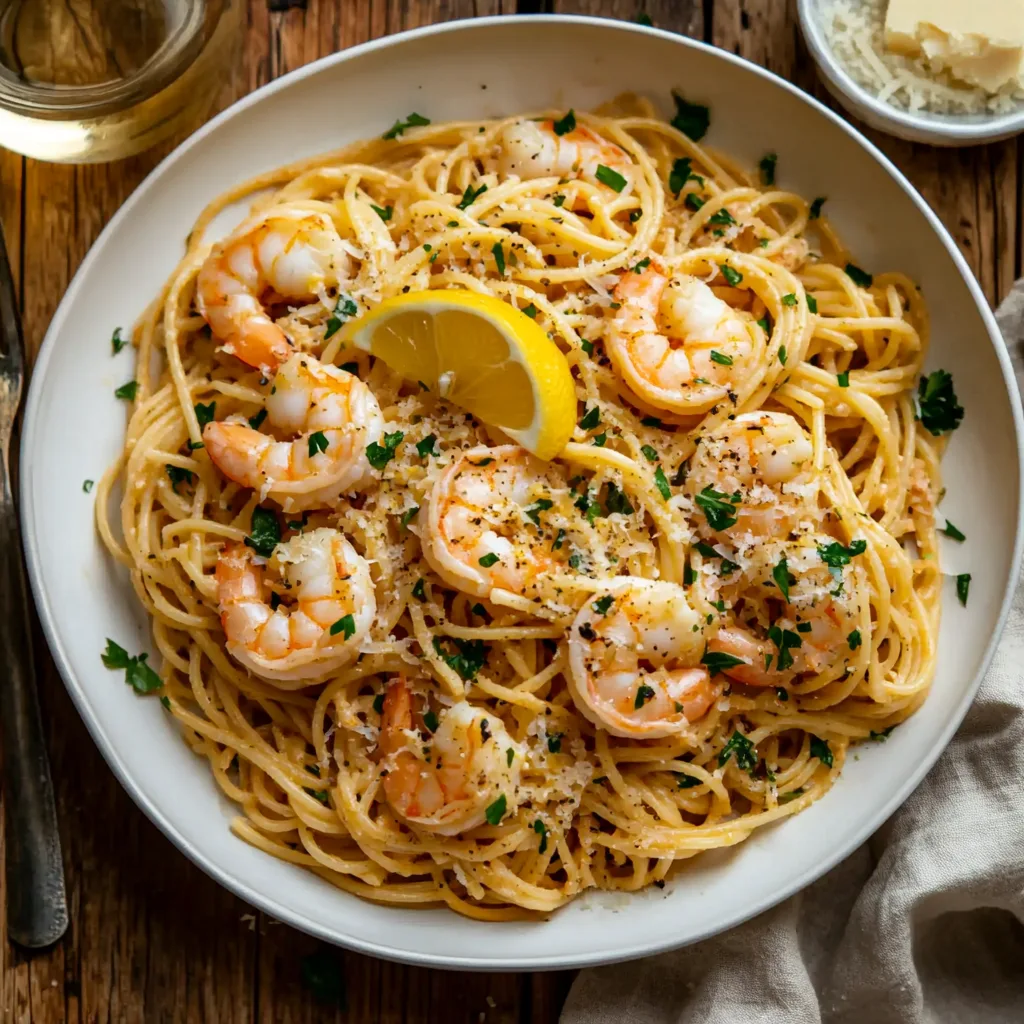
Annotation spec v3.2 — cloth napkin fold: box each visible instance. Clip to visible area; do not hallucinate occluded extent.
[562,279,1024,1024]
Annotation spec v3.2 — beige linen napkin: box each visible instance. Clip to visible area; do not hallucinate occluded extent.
[562,280,1024,1024]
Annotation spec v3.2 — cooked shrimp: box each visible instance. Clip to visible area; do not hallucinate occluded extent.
[497,119,634,194]
[197,209,353,373]
[706,532,863,687]
[686,411,818,542]
[216,527,375,685]
[567,578,717,739]
[378,677,525,836]
[423,444,582,601]
[203,353,384,512]
[606,259,755,414]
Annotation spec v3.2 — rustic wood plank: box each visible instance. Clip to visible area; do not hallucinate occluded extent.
[550,0,704,38]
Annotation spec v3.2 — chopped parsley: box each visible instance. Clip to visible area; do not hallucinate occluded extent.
[709,349,733,366]
[718,730,756,771]
[810,736,833,768]
[478,552,500,568]
[595,165,627,192]
[485,794,506,825]
[432,636,489,681]
[365,430,404,471]
[778,344,787,366]
[399,505,420,529]
[552,528,566,550]
[781,293,798,307]
[533,819,549,854]
[701,649,746,676]
[634,683,656,709]
[324,294,358,339]
[382,112,430,139]
[115,380,138,401]
[809,196,826,219]
[592,594,614,615]
[307,430,329,457]
[670,91,710,141]
[592,432,607,447]
[552,109,576,136]
[917,370,963,435]
[492,242,506,275]
[506,747,515,767]
[411,577,427,602]
[521,302,539,319]
[547,733,562,754]
[695,485,740,531]
[245,506,280,557]
[525,498,553,525]
[676,772,701,789]
[579,405,601,430]
[422,710,439,734]
[165,464,194,493]
[101,639,163,694]
[194,401,216,429]
[941,520,965,542]
[773,558,791,602]
[848,629,862,651]
[668,157,694,196]
[807,294,818,314]
[329,614,355,639]
[845,263,873,288]
[605,482,634,516]
[653,466,671,500]
[837,371,850,388]
[956,573,971,606]
[721,265,743,287]
[371,204,392,222]
[768,624,802,671]
[685,193,705,212]
[248,408,268,430]
[458,183,488,209]
[708,208,735,227]
[111,326,127,354]
[552,193,566,208]
[632,256,651,273]
[818,539,867,567]
[870,725,896,742]
[415,434,438,458]
[640,444,658,462]
[759,152,777,186]
[82,479,94,493]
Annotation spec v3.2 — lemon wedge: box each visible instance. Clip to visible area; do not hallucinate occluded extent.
[339,290,576,460]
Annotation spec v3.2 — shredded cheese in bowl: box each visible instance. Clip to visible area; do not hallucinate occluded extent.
[822,0,1024,116]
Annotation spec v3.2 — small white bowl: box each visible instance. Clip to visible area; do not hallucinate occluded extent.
[797,0,1024,145]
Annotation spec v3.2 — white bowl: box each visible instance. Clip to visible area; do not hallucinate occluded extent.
[797,0,1024,145]
[21,15,1024,969]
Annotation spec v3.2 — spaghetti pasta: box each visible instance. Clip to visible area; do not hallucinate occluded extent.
[98,94,946,919]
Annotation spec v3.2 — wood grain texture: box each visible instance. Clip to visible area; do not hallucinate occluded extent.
[0,1,1019,1022]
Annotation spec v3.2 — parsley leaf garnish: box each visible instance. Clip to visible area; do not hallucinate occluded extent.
[721,265,742,287]
[308,430,329,457]
[941,520,965,542]
[382,112,430,139]
[759,152,777,186]
[845,263,873,288]
[709,350,733,366]
[653,466,671,500]
[525,498,553,525]
[701,649,746,676]
[956,573,971,606]
[718,730,756,770]
[324,294,358,340]
[768,624,802,671]
[478,552,500,568]
[818,539,867,567]
[115,380,138,401]
[670,91,710,141]
[432,637,489,681]
[595,165,627,192]
[695,485,740,531]
[416,434,437,458]
[102,639,163,694]
[457,183,488,210]
[366,430,404,471]
[848,629,862,650]
[111,327,127,354]
[592,595,614,615]
[399,505,419,529]
[485,794,506,825]
[810,736,833,768]
[245,506,281,558]
[634,683,655,709]
[917,370,963,435]
[579,406,600,430]
[329,614,356,638]
[552,110,576,136]
[809,196,826,219]
[773,558,791,602]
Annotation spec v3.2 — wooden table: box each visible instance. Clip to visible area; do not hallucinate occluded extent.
[1,2,1020,1020]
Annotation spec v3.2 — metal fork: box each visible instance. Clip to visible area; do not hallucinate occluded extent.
[0,219,68,948]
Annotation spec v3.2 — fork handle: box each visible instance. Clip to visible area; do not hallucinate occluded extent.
[0,450,68,948]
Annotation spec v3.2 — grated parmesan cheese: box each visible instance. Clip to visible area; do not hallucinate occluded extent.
[822,0,1024,115]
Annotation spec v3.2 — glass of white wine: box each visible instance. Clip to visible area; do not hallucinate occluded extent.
[0,0,241,162]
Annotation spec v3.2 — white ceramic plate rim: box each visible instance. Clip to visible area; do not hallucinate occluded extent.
[796,0,1024,144]
[20,15,1024,970]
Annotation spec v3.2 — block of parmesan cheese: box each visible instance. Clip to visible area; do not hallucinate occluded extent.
[884,0,1024,93]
